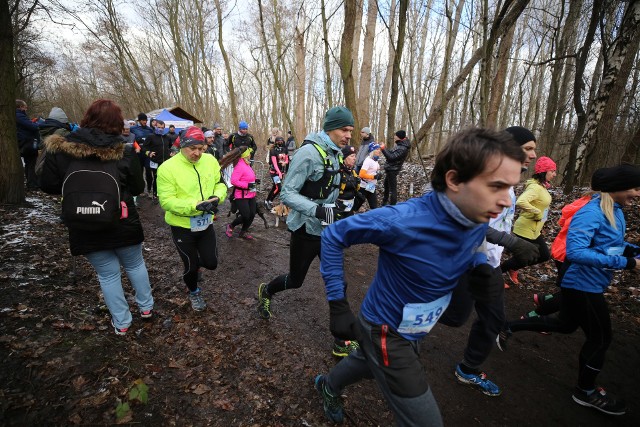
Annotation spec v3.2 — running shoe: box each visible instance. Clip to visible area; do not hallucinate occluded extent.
[225,224,234,238]
[140,309,153,319]
[188,289,207,311]
[572,387,626,415]
[507,270,519,286]
[239,231,255,240]
[496,327,512,352]
[111,319,129,336]
[332,340,360,358]
[257,283,272,319]
[454,364,501,397]
[314,375,344,424]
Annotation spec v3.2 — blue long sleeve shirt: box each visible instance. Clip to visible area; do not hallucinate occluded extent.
[320,191,488,340]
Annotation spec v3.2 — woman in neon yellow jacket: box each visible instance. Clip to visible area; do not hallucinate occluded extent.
[501,156,556,286]
[157,126,227,311]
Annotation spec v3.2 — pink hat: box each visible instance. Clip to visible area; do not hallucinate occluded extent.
[534,156,556,174]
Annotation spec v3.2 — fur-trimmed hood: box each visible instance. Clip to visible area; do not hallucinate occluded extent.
[44,130,124,162]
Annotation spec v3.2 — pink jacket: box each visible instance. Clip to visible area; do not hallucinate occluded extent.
[231,159,257,199]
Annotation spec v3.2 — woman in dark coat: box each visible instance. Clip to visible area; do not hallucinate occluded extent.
[40,99,154,336]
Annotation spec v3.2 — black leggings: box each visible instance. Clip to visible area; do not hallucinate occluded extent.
[500,233,550,272]
[267,182,282,202]
[509,287,611,390]
[231,198,256,231]
[170,225,218,292]
[266,225,320,295]
[383,170,399,205]
[353,188,378,211]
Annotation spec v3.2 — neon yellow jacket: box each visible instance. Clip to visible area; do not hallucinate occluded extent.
[157,152,227,229]
[512,178,552,239]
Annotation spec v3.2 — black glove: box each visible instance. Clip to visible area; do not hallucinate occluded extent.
[623,245,640,258]
[329,299,360,341]
[196,201,217,214]
[467,264,503,303]
[506,236,540,265]
[315,206,348,224]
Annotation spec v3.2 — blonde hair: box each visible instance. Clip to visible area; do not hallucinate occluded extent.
[599,192,617,229]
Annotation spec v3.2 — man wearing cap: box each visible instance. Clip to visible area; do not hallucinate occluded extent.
[228,121,257,162]
[355,126,375,173]
[39,107,72,140]
[381,130,411,205]
[130,113,154,196]
[257,106,359,357]
[142,120,172,202]
[157,126,227,312]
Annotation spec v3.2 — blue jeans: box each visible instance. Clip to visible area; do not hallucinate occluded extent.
[85,244,154,328]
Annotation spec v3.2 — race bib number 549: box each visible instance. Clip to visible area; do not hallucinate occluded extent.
[396,292,452,335]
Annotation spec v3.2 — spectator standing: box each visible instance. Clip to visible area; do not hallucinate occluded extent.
[142,120,173,203]
[15,99,41,190]
[166,125,179,145]
[39,99,153,335]
[355,126,375,173]
[381,130,410,205]
[286,130,297,159]
[212,123,226,159]
[228,121,257,163]
[130,113,154,196]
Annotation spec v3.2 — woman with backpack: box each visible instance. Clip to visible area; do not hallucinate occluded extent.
[500,156,556,287]
[498,164,640,416]
[220,147,258,240]
[40,99,153,336]
[264,136,289,210]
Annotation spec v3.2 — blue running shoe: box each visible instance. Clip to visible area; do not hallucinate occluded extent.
[314,375,344,423]
[454,364,501,397]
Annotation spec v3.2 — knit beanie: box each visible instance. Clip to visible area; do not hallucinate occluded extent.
[323,106,354,131]
[368,142,381,152]
[123,120,131,130]
[204,130,214,138]
[178,126,205,148]
[48,107,69,124]
[239,121,249,130]
[138,112,148,121]
[213,123,222,129]
[504,126,536,146]
[592,164,640,193]
[341,145,356,158]
[534,156,557,174]
[361,127,371,134]
[395,130,407,139]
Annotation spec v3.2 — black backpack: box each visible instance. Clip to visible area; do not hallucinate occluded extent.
[61,158,124,231]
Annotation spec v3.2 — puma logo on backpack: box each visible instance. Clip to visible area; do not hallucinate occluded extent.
[62,158,126,231]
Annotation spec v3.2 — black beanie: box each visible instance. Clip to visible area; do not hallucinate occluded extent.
[341,145,356,158]
[395,130,406,139]
[591,164,640,193]
[138,112,148,121]
[504,126,536,145]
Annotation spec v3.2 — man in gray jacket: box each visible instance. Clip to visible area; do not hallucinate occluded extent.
[257,106,359,358]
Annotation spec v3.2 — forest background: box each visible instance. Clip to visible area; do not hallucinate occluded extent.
[1,0,639,204]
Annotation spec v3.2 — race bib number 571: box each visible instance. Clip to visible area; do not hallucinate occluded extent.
[396,292,452,335]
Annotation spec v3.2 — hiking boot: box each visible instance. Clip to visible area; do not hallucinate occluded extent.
[332,340,360,358]
[225,224,234,238]
[507,270,519,286]
[454,364,501,397]
[572,387,626,415]
[257,283,272,319]
[111,319,129,336]
[140,309,153,319]
[314,375,344,424]
[496,327,512,352]
[188,289,207,311]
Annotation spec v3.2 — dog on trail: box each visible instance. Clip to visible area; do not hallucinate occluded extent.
[271,203,290,227]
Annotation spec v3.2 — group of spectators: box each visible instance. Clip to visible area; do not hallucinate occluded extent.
[15,98,640,424]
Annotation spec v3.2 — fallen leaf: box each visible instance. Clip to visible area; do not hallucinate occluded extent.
[192,384,211,395]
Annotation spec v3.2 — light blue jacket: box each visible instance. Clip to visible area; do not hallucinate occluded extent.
[563,196,637,293]
[281,132,342,236]
[321,191,488,340]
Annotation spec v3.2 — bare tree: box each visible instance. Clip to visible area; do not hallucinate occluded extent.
[357,0,377,126]
[215,0,239,128]
[340,0,361,132]
[385,0,409,147]
[320,0,333,106]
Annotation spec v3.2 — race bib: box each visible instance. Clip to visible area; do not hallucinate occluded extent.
[149,160,159,169]
[338,198,354,212]
[190,214,212,232]
[606,246,624,256]
[365,182,376,193]
[541,208,549,222]
[397,292,452,335]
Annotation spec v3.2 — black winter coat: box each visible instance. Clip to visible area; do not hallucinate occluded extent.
[40,128,145,256]
[382,138,411,171]
[142,133,173,165]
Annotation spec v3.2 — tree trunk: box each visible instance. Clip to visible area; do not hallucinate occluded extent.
[377,0,397,142]
[621,123,640,164]
[294,22,307,142]
[340,0,361,133]
[352,0,364,93]
[357,0,377,126]
[214,0,238,128]
[385,0,409,147]
[321,0,333,106]
[578,1,640,182]
[1,0,26,204]
[486,21,515,127]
